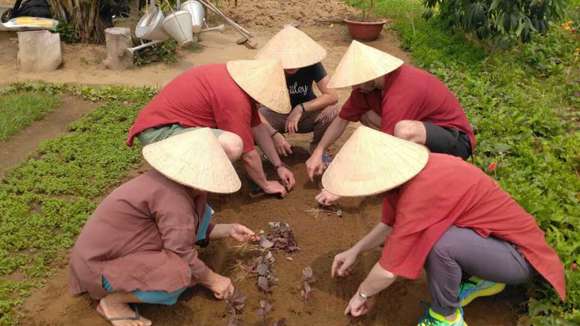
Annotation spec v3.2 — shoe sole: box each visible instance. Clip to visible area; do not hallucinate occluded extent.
[460,283,506,306]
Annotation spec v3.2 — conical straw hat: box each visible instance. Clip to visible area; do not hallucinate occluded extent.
[255,25,327,69]
[227,59,291,114]
[328,40,404,89]
[143,128,241,194]
[322,126,428,197]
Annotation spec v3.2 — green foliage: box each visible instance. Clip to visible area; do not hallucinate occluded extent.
[357,0,579,323]
[0,91,60,141]
[422,0,568,43]
[134,40,178,66]
[0,84,152,325]
[54,21,81,44]
[348,0,377,20]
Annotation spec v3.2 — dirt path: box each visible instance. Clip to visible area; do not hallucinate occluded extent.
[0,95,97,179]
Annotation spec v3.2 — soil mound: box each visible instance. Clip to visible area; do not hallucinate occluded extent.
[222,0,360,28]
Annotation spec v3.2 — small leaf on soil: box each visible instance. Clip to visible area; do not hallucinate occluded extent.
[260,236,274,249]
[227,288,247,312]
[258,276,271,292]
[301,281,312,301]
[272,318,287,326]
[256,299,273,318]
[257,262,269,276]
[302,266,314,280]
[227,315,241,326]
[265,251,275,263]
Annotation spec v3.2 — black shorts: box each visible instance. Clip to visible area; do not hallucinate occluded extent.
[424,122,472,160]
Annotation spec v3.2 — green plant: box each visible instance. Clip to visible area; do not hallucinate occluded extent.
[422,0,568,43]
[348,0,378,21]
[54,21,80,44]
[0,91,60,141]
[0,83,156,325]
[134,40,178,66]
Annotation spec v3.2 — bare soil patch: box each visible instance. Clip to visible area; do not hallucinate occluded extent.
[20,150,522,326]
[222,0,360,28]
[0,95,97,179]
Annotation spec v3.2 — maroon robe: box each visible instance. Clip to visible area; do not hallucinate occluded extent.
[69,170,212,299]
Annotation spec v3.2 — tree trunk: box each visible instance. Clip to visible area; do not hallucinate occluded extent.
[48,0,112,43]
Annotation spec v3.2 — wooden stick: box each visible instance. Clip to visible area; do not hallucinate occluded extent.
[198,0,253,37]
[200,0,250,35]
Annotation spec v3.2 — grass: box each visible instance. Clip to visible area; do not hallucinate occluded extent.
[0,83,156,325]
[349,0,579,323]
[0,91,61,141]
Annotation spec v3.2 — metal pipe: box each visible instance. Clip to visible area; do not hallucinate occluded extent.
[127,40,164,54]
[197,0,252,37]
[199,24,224,33]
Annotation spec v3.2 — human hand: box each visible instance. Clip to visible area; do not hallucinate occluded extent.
[315,189,341,206]
[331,248,358,278]
[286,105,304,134]
[273,133,292,157]
[344,291,373,317]
[315,104,338,124]
[276,166,295,190]
[228,224,258,242]
[262,180,288,197]
[202,271,235,300]
[305,152,325,181]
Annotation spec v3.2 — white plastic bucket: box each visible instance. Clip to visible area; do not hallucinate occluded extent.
[162,11,193,46]
[135,6,169,41]
[180,0,205,33]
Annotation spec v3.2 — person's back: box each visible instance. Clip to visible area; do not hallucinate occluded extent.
[127,64,252,146]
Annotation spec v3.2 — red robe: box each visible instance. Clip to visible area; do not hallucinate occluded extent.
[69,170,212,299]
[339,64,476,150]
[380,153,565,300]
[127,64,261,153]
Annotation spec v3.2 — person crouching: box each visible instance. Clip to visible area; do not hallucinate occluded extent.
[69,128,257,326]
[323,126,565,326]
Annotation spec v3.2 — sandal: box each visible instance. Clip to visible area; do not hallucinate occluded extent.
[97,302,150,326]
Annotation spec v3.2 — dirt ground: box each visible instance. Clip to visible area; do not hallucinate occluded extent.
[20,152,523,326]
[0,1,525,325]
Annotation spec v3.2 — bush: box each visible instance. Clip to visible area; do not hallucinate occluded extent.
[422,0,568,43]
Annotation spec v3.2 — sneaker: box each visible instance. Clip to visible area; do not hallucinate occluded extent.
[459,276,506,306]
[418,308,467,326]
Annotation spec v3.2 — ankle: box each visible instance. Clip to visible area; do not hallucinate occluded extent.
[445,312,457,322]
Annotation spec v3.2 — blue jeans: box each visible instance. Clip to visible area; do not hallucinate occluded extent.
[102,276,186,306]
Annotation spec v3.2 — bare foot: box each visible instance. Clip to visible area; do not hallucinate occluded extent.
[97,298,152,326]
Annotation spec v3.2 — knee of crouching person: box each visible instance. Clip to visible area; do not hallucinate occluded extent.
[219,132,243,161]
[394,120,420,141]
[360,111,373,127]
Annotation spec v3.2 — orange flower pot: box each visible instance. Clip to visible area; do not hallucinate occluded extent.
[344,18,388,41]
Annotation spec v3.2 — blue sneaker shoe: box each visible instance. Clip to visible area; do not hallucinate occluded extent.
[418,308,467,326]
[459,276,505,306]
